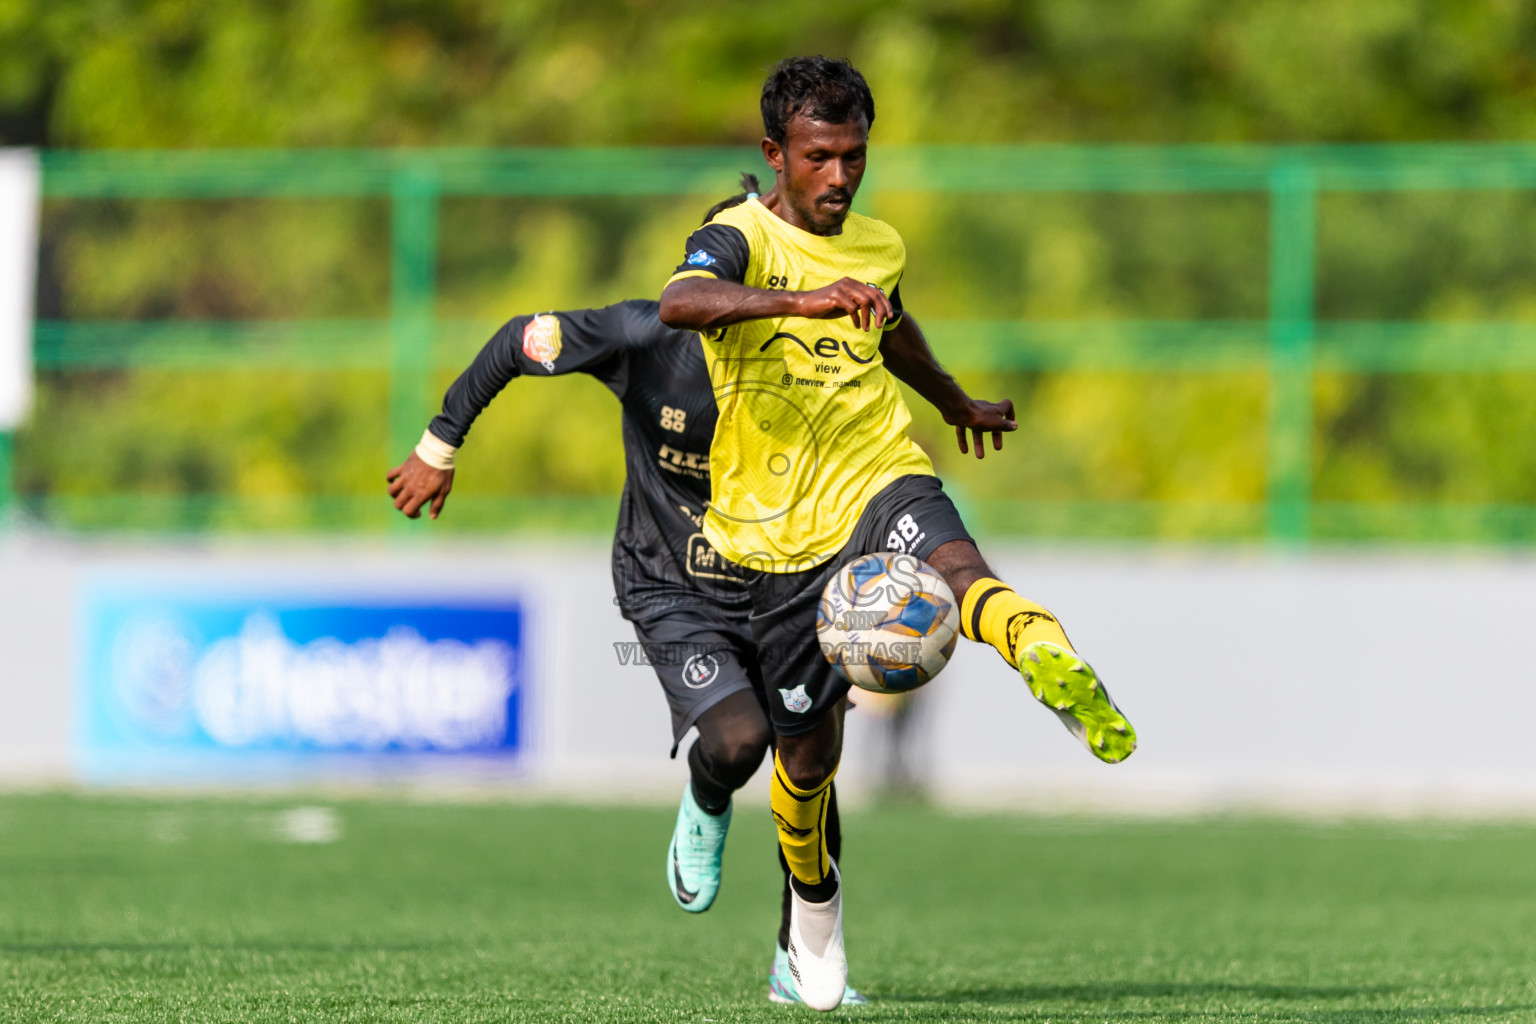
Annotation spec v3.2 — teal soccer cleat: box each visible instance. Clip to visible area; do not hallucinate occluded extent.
[768,942,868,1007]
[667,783,730,912]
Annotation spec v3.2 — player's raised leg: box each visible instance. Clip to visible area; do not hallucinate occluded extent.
[668,690,771,912]
[927,539,1137,764]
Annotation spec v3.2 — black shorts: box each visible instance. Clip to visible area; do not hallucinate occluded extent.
[628,609,765,755]
[741,474,973,737]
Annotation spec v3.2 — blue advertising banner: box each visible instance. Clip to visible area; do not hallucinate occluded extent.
[79,585,525,778]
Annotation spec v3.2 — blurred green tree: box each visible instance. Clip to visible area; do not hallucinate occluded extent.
[5,1,1536,539]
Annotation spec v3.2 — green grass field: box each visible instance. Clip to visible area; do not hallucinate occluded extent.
[3,794,1535,1022]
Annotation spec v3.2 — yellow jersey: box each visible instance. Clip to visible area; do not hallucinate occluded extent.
[667,197,934,573]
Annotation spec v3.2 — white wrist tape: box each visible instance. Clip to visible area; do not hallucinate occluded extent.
[414,429,458,471]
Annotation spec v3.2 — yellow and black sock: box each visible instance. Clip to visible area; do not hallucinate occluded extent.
[769,751,837,890]
[960,577,1073,668]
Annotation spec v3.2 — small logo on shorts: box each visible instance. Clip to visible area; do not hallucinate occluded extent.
[683,653,720,689]
[779,684,812,714]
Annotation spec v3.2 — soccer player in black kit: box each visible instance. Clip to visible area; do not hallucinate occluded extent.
[388,184,1016,1007]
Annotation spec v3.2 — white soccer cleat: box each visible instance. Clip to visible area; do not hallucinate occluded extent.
[769,942,868,1006]
[785,860,847,1012]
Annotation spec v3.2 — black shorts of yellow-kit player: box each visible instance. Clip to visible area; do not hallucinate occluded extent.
[741,474,971,737]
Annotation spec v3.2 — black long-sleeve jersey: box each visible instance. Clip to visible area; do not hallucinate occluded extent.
[428,299,750,622]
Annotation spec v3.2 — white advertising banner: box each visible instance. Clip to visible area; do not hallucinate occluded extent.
[5,538,1536,814]
[0,149,39,430]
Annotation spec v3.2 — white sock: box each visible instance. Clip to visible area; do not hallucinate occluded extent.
[792,864,841,956]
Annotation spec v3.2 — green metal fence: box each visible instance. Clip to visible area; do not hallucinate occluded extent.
[13,143,1536,542]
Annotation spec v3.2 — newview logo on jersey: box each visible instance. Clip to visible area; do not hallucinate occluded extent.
[77,586,525,777]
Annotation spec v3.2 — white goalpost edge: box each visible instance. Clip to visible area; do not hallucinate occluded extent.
[0,149,40,431]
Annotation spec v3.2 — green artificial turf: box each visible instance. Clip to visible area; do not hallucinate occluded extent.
[2,793,1534,1022]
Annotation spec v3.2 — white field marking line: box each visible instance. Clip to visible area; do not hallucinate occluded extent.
[273,806,341,844]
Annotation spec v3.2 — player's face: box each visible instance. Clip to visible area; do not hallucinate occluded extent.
[764,113,869,235]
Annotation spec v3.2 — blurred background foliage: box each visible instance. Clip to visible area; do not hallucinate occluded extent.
[6,0,1536,539]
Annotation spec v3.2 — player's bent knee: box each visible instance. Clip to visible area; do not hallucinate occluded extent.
[729,725,773,771]
[694,712,771,776]
[712,728,770,779]
[775,698,845,791]
[777,750,837,793]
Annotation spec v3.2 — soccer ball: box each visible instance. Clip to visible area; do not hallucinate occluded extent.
[816,551,960,693]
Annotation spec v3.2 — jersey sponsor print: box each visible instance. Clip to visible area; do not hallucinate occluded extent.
[667,198,934,571]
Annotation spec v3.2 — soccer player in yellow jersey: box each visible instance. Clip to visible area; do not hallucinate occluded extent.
[660,56,1138,1010]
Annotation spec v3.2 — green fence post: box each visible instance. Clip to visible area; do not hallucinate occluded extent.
[1266,160,1317,545]
[388,166,440,491]
[0,431,12,521]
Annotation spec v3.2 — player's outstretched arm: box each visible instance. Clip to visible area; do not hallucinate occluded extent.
[387,452,454,520]
[659,276,894,333]
[383,303,636,521]
[881,314,1016,459]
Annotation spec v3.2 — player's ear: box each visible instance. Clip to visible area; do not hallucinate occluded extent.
[761,136,784,174]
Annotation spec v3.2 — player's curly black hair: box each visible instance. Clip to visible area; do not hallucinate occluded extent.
[701,173,762,224]
[760,55,875,145]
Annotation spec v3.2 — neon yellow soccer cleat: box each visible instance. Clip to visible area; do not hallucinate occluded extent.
[1019,641,1136,764]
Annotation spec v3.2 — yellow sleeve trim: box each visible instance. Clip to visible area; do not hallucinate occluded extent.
[881,312,905,331]
[665,269,720,287]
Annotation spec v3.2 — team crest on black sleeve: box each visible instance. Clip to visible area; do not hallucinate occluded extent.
[686,250,717,267]
[522,314,563,372]
[683,652,720,689]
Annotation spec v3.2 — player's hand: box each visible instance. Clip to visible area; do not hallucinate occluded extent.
[386,451,454,519]
[794,277,894,332]
[945,398,1017,459]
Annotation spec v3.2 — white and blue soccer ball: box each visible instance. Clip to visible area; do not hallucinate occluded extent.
[816,551,959,693]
